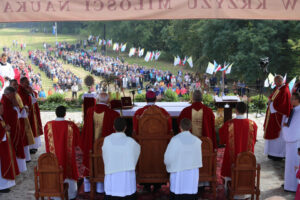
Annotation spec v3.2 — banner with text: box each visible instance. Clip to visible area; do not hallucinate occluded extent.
[0,0,299,23]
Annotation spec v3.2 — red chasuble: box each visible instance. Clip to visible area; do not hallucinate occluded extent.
[14,68,20,84]
[83,94,96,121]
[219,118,257,177]
[44,120,80,180]
[177,102,216,149]
[0,118,20,180]
[264,84,292,140]
[80,104,120,176]
[1,95,25,159]
[33,91,43,136]
[133,104,172,134]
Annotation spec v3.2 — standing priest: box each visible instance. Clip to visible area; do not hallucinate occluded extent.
[177,90,216,148]
[282,92,300,192]
[0,101,20,193]
[164,118,202,200]
[102,117,140,199]
[44,106,80,200]
[264,75,292,160]
[80,92,120,193]
[219,102,257,196]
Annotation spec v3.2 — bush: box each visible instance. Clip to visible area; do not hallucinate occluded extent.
[249,95,268,112]
[181,94,191,102]
[135,93,146,102]
[47,93,65,103]
[162,89,179,102]
[203,93,214,108]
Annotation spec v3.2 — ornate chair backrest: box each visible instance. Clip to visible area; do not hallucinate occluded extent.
[199,137,216,181]
[232,152,257,194]
[110,100,122,110]
[135,106,172,183]
[90,138,105,182]
[37,153,64,195]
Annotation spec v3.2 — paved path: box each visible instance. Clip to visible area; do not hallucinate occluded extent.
[0,112,295,200]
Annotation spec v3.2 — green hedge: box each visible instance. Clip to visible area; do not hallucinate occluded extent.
[249,95,268,112]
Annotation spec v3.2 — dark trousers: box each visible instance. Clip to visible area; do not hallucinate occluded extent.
[169,192,198,200]
[104,193,137,200]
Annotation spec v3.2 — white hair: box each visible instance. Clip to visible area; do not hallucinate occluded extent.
[97,92,109,104]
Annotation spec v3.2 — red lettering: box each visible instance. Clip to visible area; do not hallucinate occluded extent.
[120,0,131,10]
[202,0,211,8]
[282,0,298,10]
[108,0,117,10]
[256,0,266,9]
[188,0,197,9]
[59,1,70,11]
[4,2,13,12]
[16,1,26,12]
[31,1,41,12]
[46,1,56,11]
[159,0,171,9]
[216,0,224,8]
[134,0,144,10]
[228,0,238,9]
[93,0,104,11]
[241,0,251,9]
[86,0,90,11]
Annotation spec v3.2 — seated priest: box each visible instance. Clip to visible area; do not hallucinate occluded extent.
[0,101,20,193]
[164,118,202,200]
[1,86,27,173]
[178,90,216,149]
[80,92,120,193]
[10,79,35,163]
[133,90,172,135]
[102,117,141,199]
[219,102,257,198]
[44,106,80,200]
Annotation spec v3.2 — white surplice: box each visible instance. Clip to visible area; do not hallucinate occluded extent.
[102,132,140,197]
[164,131,202,195]
[0,62,14,80]
[282,105,300,192]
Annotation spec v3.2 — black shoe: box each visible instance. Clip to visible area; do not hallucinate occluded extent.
[26,160,31,163]
[268,155,284,161]
[30,149,37,154]
[0,188,10,193]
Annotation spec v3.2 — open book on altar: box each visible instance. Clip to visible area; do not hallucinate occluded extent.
[215,96,240,102]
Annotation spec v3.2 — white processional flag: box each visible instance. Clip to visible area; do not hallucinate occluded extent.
[206,62,215,75]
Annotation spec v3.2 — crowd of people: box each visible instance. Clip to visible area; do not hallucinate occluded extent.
[29,49,83,96]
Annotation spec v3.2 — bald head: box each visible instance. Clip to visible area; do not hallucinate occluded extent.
[274,75,284,87]
[193,90,202,103]
[97,92,109,104]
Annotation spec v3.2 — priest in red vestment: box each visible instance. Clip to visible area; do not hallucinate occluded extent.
[44,106,80,200]
[178,90,216,149]
[80,92,120,193]
[264,75,292,159]
[0,102,20,193]
[133,91,172,134]
[1,87,27,173]
[10,79,35,162]
[219,102,257,195]
[82,91,96,121]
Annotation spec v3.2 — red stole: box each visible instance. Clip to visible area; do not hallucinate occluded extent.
[0,119,20,180]
[80,104,120,176]
[264,84,292,139]
[1,95,25,159]
[133,104,172,134]
[178,102,216,149]
[44,120,80,180]
[219,118,257,177]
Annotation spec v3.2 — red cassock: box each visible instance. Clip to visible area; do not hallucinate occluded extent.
[296,168,300,200]
[83,95,96,121]
[263,84,292,140]
[177,102,217,149]
[0,118,20,180]
[80,104,120,176]
[33,91,43,136]
[1,95,25,159]
[14,68,20,84]
[133,105,172,134]
[44,120,80,180]
[219,118,257,177]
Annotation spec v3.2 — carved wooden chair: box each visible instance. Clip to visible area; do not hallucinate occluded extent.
[110,99,122,110]
[228,152,261,200]
[199,136,217,199]
[89,138,105,200]
[34,153,68,200]
[133,105,173,184]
